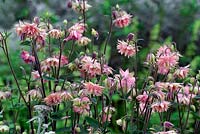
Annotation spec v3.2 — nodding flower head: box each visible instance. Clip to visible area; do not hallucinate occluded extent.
[113,9,132,28]
[117,40,137,58]
[44,92,62,106]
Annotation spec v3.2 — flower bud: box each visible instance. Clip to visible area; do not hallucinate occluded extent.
[112,11,117,19]
[75,127,81,133]
[67,1,72,8]
[190,77,196,85]
[0,125,9,132]
[91,28,99,39]
[127,33,135,41]
[164,121,174,128]
[190,105,196,112]
[63,19,68,25]
[33,17,40,25]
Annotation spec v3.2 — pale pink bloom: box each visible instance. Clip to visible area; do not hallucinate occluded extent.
[65,23,86,41]
[76,36,91,46]
[41,58,59,68]
[168,83,182,92]
[31,71,40,80]
[44,92,62,106]
[155,82,169,90]
[36,31,47,46]
[60,91,73,101]
[102,107,115,123]
[151,101,170,112]
[53,55,69,66]
[102,64,113,75]
[136,91,148,103]
[79,56,101,78]
[153,90,165,101]
[83,82,104,96]
[117,40,137,58]
[113,11,132,28]
[118,69,135,92]
[174,65,190,79]
[105,77,116,88]
[164,121,174,128]
[16,22,40,39]
[21,50,35,64]
[156,45,179,74]
[48,29,62,39]
[177,85,195,105]
[27,89,42,100]
[71,0,91,13]
[73,96,91,115]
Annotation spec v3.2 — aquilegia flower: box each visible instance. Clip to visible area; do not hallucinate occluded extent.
[21,50,35,64]
[117,40,137,58]
[113,10,132,28]
[83,82,104,96]
[151,101,170,113]
[44,92,62,106]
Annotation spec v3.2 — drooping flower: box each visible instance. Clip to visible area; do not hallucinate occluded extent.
[76,36,91,46]
[53,55,69,66]
[83,82,104,96]
[174,65,190,79]
[156,45,179,74]
[73,96,91,115]
[60,91,73,101]
[136,91,149,103]
[164,121,174,129]
[102,107,115,123]
[41,58,59,68]
[151,101,170,112]
[44,92,62,106]
[102,64,113,75]
[177,85,195,105]
[79,55,101,78]
[117,40,137,58]
[113,10,132,28]
[16,22,40,39]
[27,89,42,100]
[21,50,35,64]
[117,69,135,92]
[154,130,177,134]
[48,29,62,39]
[71,0,91,13]
[65,23,86,41]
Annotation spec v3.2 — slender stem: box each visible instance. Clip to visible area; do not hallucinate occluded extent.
[32,40,46,98]
[103,17,113,55]
[1,39,28,107]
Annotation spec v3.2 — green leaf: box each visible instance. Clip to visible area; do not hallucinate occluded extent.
[20,40,31,46]
[85,116,99,128]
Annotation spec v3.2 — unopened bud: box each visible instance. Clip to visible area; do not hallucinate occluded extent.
[63,19,68,25]
[112,11,117,19]
[127,33,135,41]
[67,1,72,8]
[75,127,81,133]
[190,77,196,85]
[33,17,40,25]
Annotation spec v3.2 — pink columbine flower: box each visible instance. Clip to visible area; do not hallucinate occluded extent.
[41,58,59,68]
[154,130,177,134]
[164,121,174,129]
[79,55,101,78]
[71,0,91,13]
[102,107,115,123]
[83,82,104,96]
[48,29,62,39]
[27,89,42,100]
[60,91,73,101]
[16,22,40,39]
[117,40,137,58]
[102,64,113,75]
[156,45,179,74]
[73,96,91,115]
[53,55,69,66]
[65,23,86,41]
[117,69,135,92]
[113,10,132,28]
[21,50,35,64]
[174,65,190,79]
[136,91,149,103]
[44,92,62,106]
[151,101,170,113]
[177,85,195,105]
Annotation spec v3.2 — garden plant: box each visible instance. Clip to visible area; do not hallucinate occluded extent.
[0,0,199,134]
